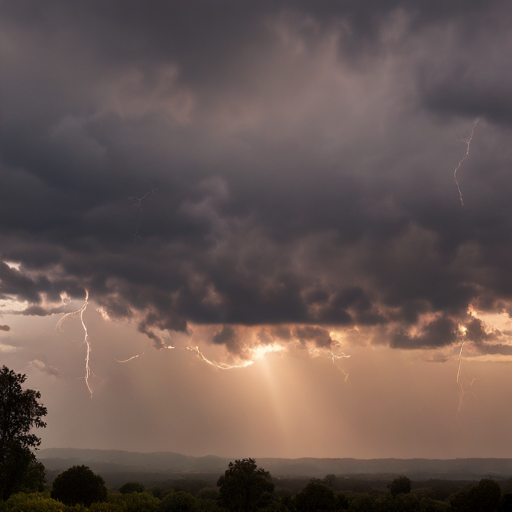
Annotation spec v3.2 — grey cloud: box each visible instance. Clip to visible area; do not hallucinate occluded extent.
[213,326,242,355]
[15,305,68,317]
[19,306,50,317]
[390,317,460,349]
[294,326,333,349]
[464,317,501,344]
[0,325,10,331]
[1,0,512,355]
[138,318,170,350]
[476,343,512,356]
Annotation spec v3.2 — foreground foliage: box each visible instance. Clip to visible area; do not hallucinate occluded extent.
[3,456,512,512]
[0,366,47,500]
[217,458,275,512]
[2,492,64,512]
[51,466,107,507]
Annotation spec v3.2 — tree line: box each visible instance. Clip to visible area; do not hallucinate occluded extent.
[2,365,512,511]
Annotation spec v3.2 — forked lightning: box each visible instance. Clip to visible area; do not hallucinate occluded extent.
[454,119,479,206]
[56,290,93,397]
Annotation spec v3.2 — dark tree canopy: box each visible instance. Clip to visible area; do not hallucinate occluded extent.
[119,481,145,494]
[160,490,198,512]
[294,481,338,511]
[450,478,501,512]
[0,366,47,500]
[389,475,412,497]
[217,458,275,512]
[51,465,108,506]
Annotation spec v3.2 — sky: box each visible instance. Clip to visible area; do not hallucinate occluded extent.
[2,0,512,460]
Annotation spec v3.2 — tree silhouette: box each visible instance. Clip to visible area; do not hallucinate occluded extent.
[51,465,107,506]
[217,458,275,512]
[294,481,338,511]
[160,490,197,512]
[450,478,501,512]
[119,481,145,494]
[389,475,412,497]
[0,365,47,500]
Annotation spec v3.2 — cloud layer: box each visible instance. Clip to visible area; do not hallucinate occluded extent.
[2,0,512,358]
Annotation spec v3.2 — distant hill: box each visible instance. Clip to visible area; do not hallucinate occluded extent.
[38,448,512,480]
[39,448,229,474]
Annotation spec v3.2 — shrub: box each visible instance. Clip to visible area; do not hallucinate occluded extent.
[4,492,65,512]
[89,502,127,512]
[160,490,197,512]
[295,482,337,511]
[123,491,160,512]
[389,476,412,498]
[196,487,219,500]
[51,465,107,507]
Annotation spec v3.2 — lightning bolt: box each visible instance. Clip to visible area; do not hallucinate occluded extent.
[186,343,284,370]
[129,188,157,240]
[56,290,93,397]
[186,346,257,370]
[329,348,350,383]
[454,119,479,206]
[115,352,145,363]
[456,337,465,416]
[455,326,478,416]
[115,344,173,363]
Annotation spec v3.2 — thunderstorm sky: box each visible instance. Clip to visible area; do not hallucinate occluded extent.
[2,0,512,459]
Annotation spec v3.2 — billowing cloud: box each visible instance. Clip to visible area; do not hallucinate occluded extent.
[1,0,512,362]
[14,305,68,317]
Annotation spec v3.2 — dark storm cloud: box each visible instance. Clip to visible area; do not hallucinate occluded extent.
[294,326,334,349]
[477,343,512,356]
[14,305,68,317]
[418,26,512,125]
[213,326,243,355]
[2,0,512,354]
[390,317,459,349]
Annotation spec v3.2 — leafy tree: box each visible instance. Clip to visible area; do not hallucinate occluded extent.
[424,480,462,501]
[148,486,164,498]
[294,481,337,511]
[450,478,501,512]
[160,490,197,512]
[51,465,107,506]
[420,498,450,512]
[196,487,219,500]
[450,488,474,512]
[0,366,47,500]
[217,458,275,512]
[195,487,223,512]
[119,481,145,494]
[195,496,225,512]
[123,491,160,512]
[337,492,349,511]
[394,492,419,512]
[373,493,396,512]
[3,492,63,512]
[89,503,126,512]
[389,476,412,498]
[323,475,337,489]
[500,492,512,512]
[347,493,373,512]
[171,479,210,496]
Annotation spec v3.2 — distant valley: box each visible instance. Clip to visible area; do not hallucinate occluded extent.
[38,448,512,481]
